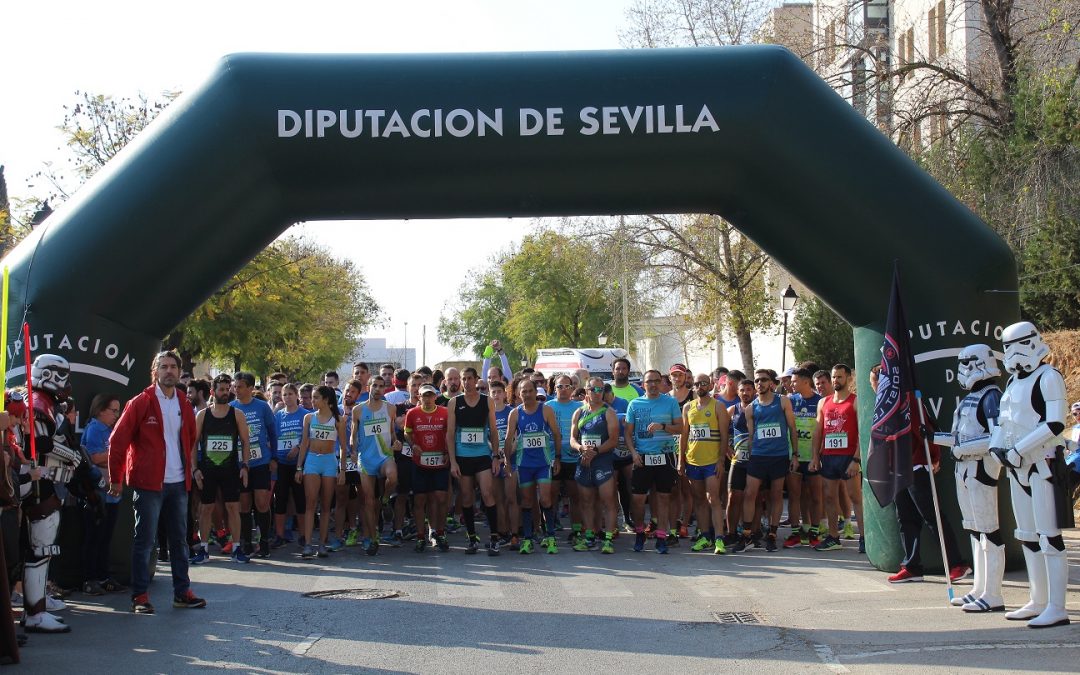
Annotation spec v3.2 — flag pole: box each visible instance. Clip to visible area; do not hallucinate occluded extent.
[0,266,8,386]
[914,389,954,601]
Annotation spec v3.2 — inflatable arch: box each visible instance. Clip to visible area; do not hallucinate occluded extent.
[2,47,1018,571]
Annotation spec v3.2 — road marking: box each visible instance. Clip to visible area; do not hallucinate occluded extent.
[292,633,322,656]
[558,570,633,597]
[813,643,850,673]
[845,642,1079,660]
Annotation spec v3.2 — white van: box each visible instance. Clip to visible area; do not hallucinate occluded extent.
[533,348,641,382]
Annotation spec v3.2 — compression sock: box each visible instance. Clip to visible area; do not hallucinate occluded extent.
[462,506,476,537]
[240,512,253,546]
[483,504,499,541]
[521,509,534,539]
[542,507,557,536]
[255,510,272,543]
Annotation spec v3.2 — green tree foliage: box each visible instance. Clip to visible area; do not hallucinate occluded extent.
[790,294,854,370]
[439,230,641,363]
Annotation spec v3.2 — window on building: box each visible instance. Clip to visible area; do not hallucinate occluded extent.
[928,7,938,61]
[937,0,947,56]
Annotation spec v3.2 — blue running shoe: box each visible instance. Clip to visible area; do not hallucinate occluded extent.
[634,532,646,553]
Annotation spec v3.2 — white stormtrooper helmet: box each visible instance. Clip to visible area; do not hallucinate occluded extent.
[1000,321,1049,375]
[956,344,1001,390]
[31,354,71,397]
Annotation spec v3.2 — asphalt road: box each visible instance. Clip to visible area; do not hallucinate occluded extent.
[16,528,1080,673]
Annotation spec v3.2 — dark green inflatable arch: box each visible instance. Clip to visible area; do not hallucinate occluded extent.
[2,47,1017,573]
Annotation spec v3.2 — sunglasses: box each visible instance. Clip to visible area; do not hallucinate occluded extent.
[590,386,605,393]
[754,378,771,383]
[695,381,711,387]
[107,407,121,414]
[556,384,572,389]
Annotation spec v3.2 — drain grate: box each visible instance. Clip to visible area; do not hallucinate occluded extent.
[712,611,762,625]
[303,588,404,601]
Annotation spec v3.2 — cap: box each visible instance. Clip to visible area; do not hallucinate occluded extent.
[1071,401,1080,414]
[782,367,797,378]
[536,386,548,398]
[419,384,439,396]
[669,363,689,374]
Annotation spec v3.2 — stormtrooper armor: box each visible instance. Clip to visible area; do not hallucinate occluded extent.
[989,322,1070,628]
[21,354,77,634]
[935,344,1004,612]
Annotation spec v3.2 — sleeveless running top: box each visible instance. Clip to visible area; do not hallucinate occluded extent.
[515,403,553,468]
[820,394,859,457]
[454,394,491,458]
[275,407,308,464]
[731,402,751,463]
[308,412,338,448]
[355,401,395,465]
[686,397,723,466]
[200,406,240,468]
[494,404,511,446]
[576,405,610,452]
[789,392,822,462]
[750,396,789,458]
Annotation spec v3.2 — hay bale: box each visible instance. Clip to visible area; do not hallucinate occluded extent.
[1044,330,1080,407]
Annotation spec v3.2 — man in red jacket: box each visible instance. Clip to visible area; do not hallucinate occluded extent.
[109,350,206,614]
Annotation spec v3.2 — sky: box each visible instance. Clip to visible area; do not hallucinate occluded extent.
[0,0,637,365]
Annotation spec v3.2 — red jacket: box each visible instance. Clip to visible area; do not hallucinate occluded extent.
[109,384,197,491]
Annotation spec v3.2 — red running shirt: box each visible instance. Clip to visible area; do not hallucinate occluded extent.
[404,405,449,470]
[820,394,859,457]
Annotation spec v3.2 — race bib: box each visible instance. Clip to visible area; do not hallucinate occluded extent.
[824,433,849,450]
[207,435,234,453]
[312,428,334,442]
[249,444,262,461]
[615,445,631,458]
[522,432,547,452]
[756,423,781,440]
[420,452,447,468]
[735,439,751,462]
[497,426,507,444]
[643,453,667,466]
[581,433,602,450]
[689,424,710,441]
[401,443,413,458]
[346,460,359,473]
[459,427,485,445]
[277,437,296,453]
[363,419,387,437]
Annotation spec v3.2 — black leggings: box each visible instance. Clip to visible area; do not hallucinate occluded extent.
[273,464,306,515]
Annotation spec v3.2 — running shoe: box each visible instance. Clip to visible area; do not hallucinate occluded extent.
[667,532,679,547]
[317,545,329,558]
[887,567,923,583]
[573,537,589,552]
[221,541,235,555]
[172,589,207,609]
[436,535,450,552]
[190,548,210,565]
[519,539,533,554]
[231,549,250,564]
[621,522,636,534]
[345,529,360,547]
[677,523,690,539]
[487,539,501,556]
[655,535,668,554]
[858,537,866,554]
[391,531,404,547]
[446,516,461,533]
[270,535,288,549]
[567,529,578,544]
[843,520,856,540]
[601,538,615,554]
[365,539,380,557]
[414,538,428,553]
[256,540,270,559]
[301,544,317,559]
[509,534,521,551]
[765,534,778,552]
[783,533,802,549]
[807,533,822,549]
[82,580,105,596]
[752,534,764,549]
[644,520,657,535]
[690,535,712,552]
[948,564,972,582]
[327,537,345,552]
[466,536,480,555]
[542,536,558,554]
[814,535,843,552]
[131,593,154,614]
[713,538,727,555]
[633,532,646,553]
[800,531,811,547]
[730,537,748,553]
[586,537,597,550]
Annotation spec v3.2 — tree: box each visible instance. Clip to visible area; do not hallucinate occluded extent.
[439,229,649,364]
[790,294,855,370]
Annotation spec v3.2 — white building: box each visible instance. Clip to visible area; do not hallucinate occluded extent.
[338,337,415,375]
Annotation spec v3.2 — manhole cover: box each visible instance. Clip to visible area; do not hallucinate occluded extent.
[712,611,762,625]
[302,588,404,600]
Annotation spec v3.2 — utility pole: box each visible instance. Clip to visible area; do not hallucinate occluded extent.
[422,324,427,367]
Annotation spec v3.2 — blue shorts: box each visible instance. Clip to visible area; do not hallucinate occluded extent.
[820,454,855,481]
[685,463,718,481]
[575,454,615,488]
[516,464,551,487]
[412,466,450,494]
[304,452,339,477]
[360,452,390,476]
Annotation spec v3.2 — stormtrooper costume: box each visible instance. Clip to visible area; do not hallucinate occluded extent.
[21,355,81,634]
[934,345,1004,612]
[989,322,1071,628]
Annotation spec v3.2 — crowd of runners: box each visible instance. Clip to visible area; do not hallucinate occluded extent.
[172,347,871,565]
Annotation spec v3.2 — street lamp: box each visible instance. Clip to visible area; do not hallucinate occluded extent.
[780,284,799,371]
[598,332,608,346]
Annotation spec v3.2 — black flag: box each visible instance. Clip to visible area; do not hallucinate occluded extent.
[867,265,916,507]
